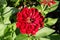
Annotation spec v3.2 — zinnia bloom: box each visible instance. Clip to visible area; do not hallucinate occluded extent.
[40,0,56,6]
[16,7,44,35]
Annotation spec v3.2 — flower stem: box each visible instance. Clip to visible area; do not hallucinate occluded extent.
[43,4,47,11]
[28,37,30,40]
[28,34,30,40]
[14,0,20,7]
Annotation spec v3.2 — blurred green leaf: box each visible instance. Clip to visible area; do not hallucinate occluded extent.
[35,5,41,12]
[3,23,16,40]
[35,5,48,16]
[4,23,16,34]
[44,18,58,27]
[3,7,18,24]
[12,32,16,40]
[44,34,60,40]
[4,32,16,40]
[0,0,7,13]
[35,27,55,38]
[45,1,59,13]
[0,0,7,9]
[4,35,13,40]
[15,34,28,40]
[10,0,17,2]
[40,38,50,40]
[37,0,40,2]
[0,23,7,37]
[12,23,16,31]
[49,34,60,40]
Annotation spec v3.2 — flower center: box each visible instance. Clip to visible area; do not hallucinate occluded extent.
[27,17,34,23]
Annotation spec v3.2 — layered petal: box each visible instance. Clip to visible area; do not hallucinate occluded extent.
[16,7,44,35]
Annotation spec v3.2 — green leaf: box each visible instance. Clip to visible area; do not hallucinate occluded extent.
[10,0,17,2]
[4,32,16,40]
[35,27,55,38]
[0,23,7,37]
[44,18,58,27]
[35,5,47,16]
[4,23,16,34]
[37,0,40,2]
[4,35,13,40]
[4,27,16,40]
[12,32,16,40]
[4,31,16,40]
[35,5,41,12]
[35,5,45,16]
[15,34,28,40]
[3,7,18,24]
[44,34,60,40]
[45,1,59,13]
[40,38,50,40]
[0,0,7,13]
[49,34,60,40]
[3,23,16,40]
[0,0,7,9]
[12,23,16,31]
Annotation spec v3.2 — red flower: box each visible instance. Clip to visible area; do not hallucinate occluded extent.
[16,7,44,35]
[40,0,56,6]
